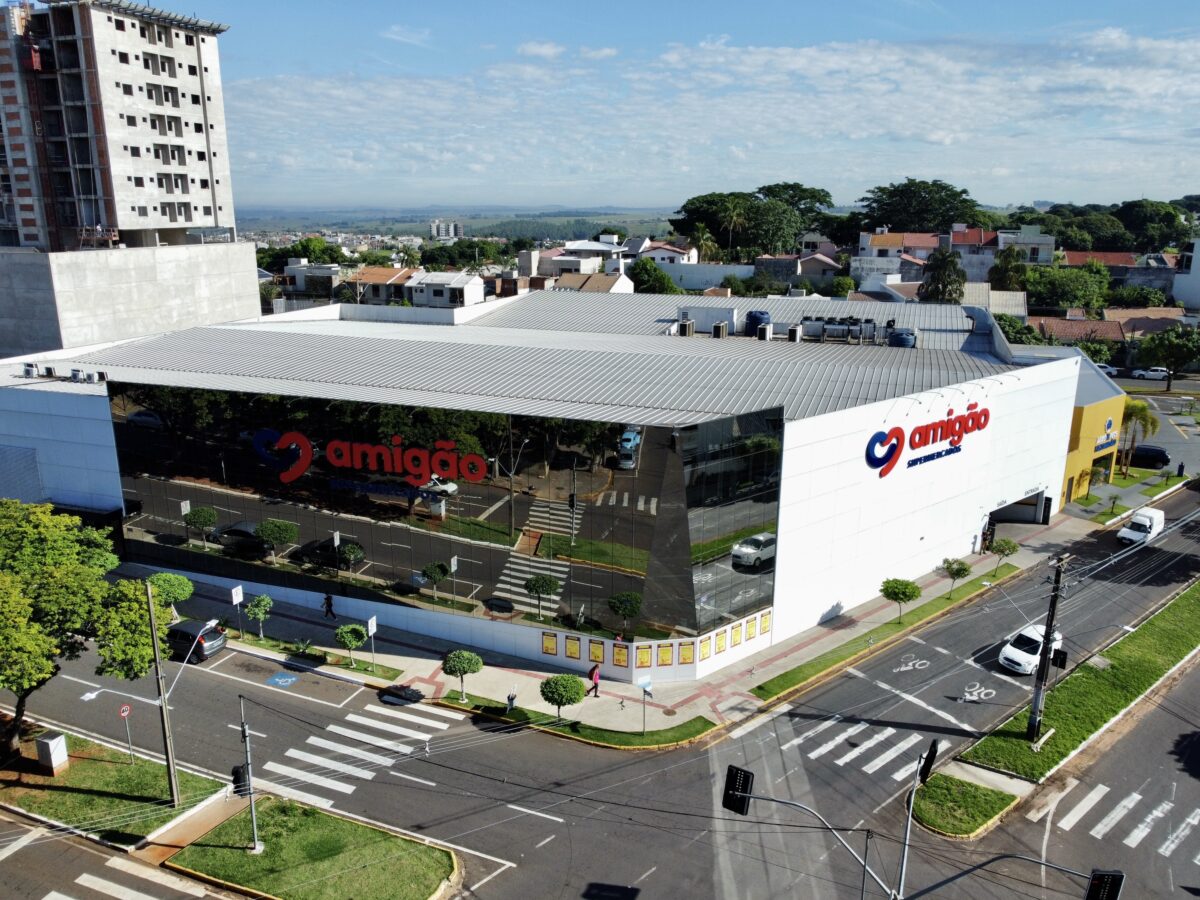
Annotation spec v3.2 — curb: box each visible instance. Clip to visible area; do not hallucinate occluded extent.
[544,553,646,577]
[138,786,231,847]
[0,800,135,854]
[226,642,394,689]
[165,859,282,900]
[912,791,1021,842]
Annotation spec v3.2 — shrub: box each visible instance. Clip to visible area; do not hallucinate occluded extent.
[540,673,586,719]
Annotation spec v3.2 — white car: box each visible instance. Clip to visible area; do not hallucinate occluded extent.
[419,475,458,496]
[1094,364,1118,378]
[127,409,164,430]
[1131,367,1169,380]
[731,532,776,568]
[998,624,1063,675]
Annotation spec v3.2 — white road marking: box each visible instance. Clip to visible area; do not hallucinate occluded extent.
[780,714,841,750]
[226,723,267,738]
[326,724,413,754]
[1158,808,1200,857]
[608,492,616,506]
[507,804,564,823]
[729,704,792,741]
[306,736,393,766]
[407,703,466,721]
[371,706,451,730]
[622,492,629,507]
[286,749,376,780]
[61,674,102,689]
[380,541,411,549]
[808,723,868,760]
[861,733,923,774]
[635,866,657,884]
[41,893,76,900]
[650,498,658,515]
[1057,784,1107,831]
[892,759,921,783]
[834,728,895,766]
[469,862,517,892]
[75,873,160,900]
[345,713,431,741]
[536,834,556,848]
[1025,777,1079,823]
[846,668,980,735]
[1123,800,1173,848]
[263,761,356,794]
[0,825,42,863]
[1090,792,1142,839]
[906,636,926,645]
[637,495,645,511]
[104,856,207,897]
[960,656,1030,691]
[257,779,335,809]
[389,770,437,787]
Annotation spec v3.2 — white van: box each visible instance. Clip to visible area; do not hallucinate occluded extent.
[1117,507,1165,545]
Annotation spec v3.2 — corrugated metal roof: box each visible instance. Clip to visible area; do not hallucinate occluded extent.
[66,318,1015,426]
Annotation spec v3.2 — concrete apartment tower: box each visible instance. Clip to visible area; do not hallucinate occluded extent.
[0,0,258,356]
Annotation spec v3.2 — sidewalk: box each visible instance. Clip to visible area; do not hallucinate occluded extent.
[120,503,1118,739]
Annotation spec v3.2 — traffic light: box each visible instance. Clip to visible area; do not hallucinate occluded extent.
[1051,648,1068,669]
[568,493,577,510]
[917,739,940,785]
[1084,869,1124,899]
[722,765,754,815]
[231,764,250,797]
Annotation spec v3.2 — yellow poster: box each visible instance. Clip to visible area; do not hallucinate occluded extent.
[761,611,771,633]
[699,637,711,660]
[731,623,742,646]
[636,645,652,668]
[679,642,694,665]
[613,644,629,667]
[541,632,557,655]
[716,630,727,653]
[565,635,581,660]
[746,618,757,640]
[657,644,673,666]
[589,639,605,663]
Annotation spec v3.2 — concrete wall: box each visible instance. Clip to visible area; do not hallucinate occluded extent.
[1120,266,1175,295]
[659,263,755,290]
[0,242,259,356]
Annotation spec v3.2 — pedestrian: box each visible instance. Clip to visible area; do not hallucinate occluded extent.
[587,663,601,697]
[323,592,336,620]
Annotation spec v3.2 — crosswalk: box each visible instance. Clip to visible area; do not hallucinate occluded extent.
[1028,779,1200,861]
[257,698,468,809]
[526,500,582,535]
[41,854,212,898]
[491,552,570,616]
[594,491,658,515]
[781,716,952,783]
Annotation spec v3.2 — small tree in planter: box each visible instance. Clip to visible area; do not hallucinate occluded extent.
[339,541,365,571]
[147,572,193,622]
[183,506,217,548]
[335,623,368,668]
[939,558,971,599]
[880,578,921,624]
[256,519,298,564]
[539,673,585,720]
[607,591,643,634]
[524,574,560,621]
[422,562,450,600]
[245,593,273,639]
[442,649,483,702]
[991,538,1020,576]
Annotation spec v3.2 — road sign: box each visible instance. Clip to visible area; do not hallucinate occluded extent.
[332,530,340,547]
[231,585,243,606]
[118,704,131,719]
[367,615,377,637]
[449,555,458,573]
[637,674,652,697]
[180,499,191,516]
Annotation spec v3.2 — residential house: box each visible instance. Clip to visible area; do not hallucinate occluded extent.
[1027,316,1126,345]
[852,228,937,283]
[346,267,419,304]
[553,272,635,293]
[755,253,840,285]
[283,258,341,297]
[798,232,840,257]
[1103,306,1194,338]
[847,275,1028,319]
[1062,250,1177,296]
[640,241,698,266]
[403,271,485,308]
[947,224,1055,281]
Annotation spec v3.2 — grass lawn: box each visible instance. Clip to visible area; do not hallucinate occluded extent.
[539,534,649,573]
[689,524,770,566]
[962,581,1200,781]
[232,633,403,680]
[0,731,219,845]
[321,654,403,680]
[1090,503,1131,524]
[912,774,1016,836]
[1141,475,1186,498]
[751,565,1019,702]
[417,593,477,613]
[433,515,520,547]
[1110,467,1157,489]
[443,693,716,747]
[171,797,452,900]
[233,631,326,664]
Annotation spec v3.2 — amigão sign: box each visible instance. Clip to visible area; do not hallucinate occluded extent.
[864,403,991,478]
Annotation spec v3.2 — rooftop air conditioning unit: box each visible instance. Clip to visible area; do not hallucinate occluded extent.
[757,323,771,341]
[712,321,728,339]
[787,324,801,343]
[43,366,56,378]
[70,368,83,382]
[679,319,695,337]
[85,371,97,383]
[22,362,37,378]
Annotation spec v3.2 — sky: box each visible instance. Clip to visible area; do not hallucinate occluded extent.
[165,0,1200,211]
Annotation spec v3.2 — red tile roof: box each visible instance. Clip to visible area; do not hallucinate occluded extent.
[347,266,417,285]
[898,253,927,266]
[1061,251,1139,268]
[1028,317,1125,342]
[1103,306,1186,338]
[950,228,998,246]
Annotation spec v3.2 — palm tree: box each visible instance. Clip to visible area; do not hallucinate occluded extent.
[1120,397,1160,476]
[691,223,719,262]
[720,198,748,253]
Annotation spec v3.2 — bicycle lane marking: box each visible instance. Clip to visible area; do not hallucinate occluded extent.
[845,668,980,736]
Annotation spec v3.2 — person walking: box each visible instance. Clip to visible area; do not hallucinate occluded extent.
[323,593,336,620]
[587,663,601,698]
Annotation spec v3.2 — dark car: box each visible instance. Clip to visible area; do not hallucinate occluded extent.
[1130,444,1170,469]
[295,536,365,570]
[211,520,274,558]
[166,620,227,663]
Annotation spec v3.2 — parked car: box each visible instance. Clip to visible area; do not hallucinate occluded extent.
[619,430,642,450]
[998,624,1062,675]
[731,532,777,568]
[1131,367,1169,380]
[419,476,458,496]
[1094,364,1118,377]
[617,448,638,470]
[211,521,274,558]
[295,536,365,570]
[127,409,164,430]
[166,620,226,663]
[1129,444,1170,469]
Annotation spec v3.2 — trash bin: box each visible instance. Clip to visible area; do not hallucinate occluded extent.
[1178,462,1186,478]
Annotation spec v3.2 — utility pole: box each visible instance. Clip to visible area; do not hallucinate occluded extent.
[238,696,263,853]
[1028,554,1069,741]
[146,582,180,808]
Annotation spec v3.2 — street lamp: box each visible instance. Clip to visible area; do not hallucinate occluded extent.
[505,434,530,537]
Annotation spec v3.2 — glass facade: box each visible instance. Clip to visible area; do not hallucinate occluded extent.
[111,383,782,640]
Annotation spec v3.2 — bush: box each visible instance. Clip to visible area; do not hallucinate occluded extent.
[442,649,483,701]
[539,673,586,719]
[829,275,855,297]
[245,593,273,639]
[607,591,643,630]
[1108,285,1166,308]
[183,506,217,544]
[335,624,368,667]
[256,519,299,563]
[880,578,920,623]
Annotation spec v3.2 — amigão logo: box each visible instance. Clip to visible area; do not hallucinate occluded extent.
[865,403,991,478]
[253,428,488,486]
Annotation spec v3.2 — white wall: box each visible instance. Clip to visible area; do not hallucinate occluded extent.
[644,263,754,290]
[770,358,1079,640]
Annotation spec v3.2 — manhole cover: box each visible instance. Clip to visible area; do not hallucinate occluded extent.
[1087,655,1112,670]
[662,709,677,717]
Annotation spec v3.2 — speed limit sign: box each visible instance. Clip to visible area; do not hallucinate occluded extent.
[119,704,131,719]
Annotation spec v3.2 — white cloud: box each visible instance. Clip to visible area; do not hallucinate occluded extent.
[380,25,431,46]
[517,41,565,60]
[580,46,618,60]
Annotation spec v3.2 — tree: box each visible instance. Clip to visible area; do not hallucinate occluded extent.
[756,182,832,234]
[720,195,750,250]
[422,561,450,600]
[859,178,982,233]
[147,572,193,621]
[183,505,217,548]
[335,623,368,668]
[745,199,803,256]
[258,281,280,308]
[627,257,682,294]
[524,574,560,621]
[539,673,586,719]
[1108,285,1166,308]
[721,274,747,295]
[987,244,1027,291]
[691,222,719,262]
[990,537,1020,576]
[607,591,643,632]
[0,501,118,753]
[940,558,971,598]
[917,248,966,304]
[1024,265,1108,311]
[256,519,298,564]
[880,578,921,624]
[1075,340,1114,365]
[92,578,173,678]
[995,312,1046,346]
[245,593,273,639]
[1136,325,1200,391]
[442,649,483,702]
[829,275,855,297]
[590,228,627,242]
[1112,199,1192,252]
[1120,397,1160,476]
[1081,464,1108,501]
[339,541,365,569]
